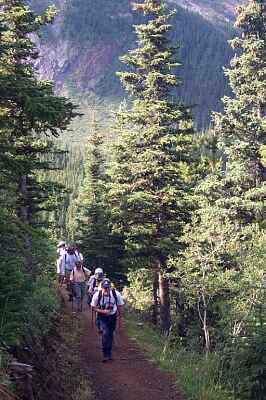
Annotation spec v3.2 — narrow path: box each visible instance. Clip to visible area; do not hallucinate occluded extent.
[65,291,184,400]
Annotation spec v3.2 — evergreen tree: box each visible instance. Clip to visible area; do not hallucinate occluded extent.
[174,0,266,355]
[0,0,77,273]
[212,0,266,222]
[109,0,197,332]
[74,122,120,275]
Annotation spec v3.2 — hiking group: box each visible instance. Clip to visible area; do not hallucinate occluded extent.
[56,241,124,362]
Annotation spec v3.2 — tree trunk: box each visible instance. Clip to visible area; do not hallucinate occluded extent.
[151,270,159,325]
[158,267,171,334]
[198,294,210,354]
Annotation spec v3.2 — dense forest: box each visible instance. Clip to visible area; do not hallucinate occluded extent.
[0,1,265,400]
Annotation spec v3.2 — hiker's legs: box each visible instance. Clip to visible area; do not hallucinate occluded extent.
[74,282,81,300]
[65,271,71,290]
[73,282,86,311]
[65,270,73,301]
[109,315,117,348]
[96,314,102,333]
[99,315,117,358]
[79,282,86,311]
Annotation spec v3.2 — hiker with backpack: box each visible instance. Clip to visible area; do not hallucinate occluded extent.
[70,261,91,312]
[87,267,104,305]
[74,244,84,264]
[91,278,124,362]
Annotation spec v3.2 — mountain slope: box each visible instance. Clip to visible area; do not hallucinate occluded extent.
[30,0,240,128]
[171,0,239,22]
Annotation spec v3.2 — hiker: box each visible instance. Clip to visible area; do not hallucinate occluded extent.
[70,261,91,312]
[74,245,84,264]
[91,278,124,362]
[58,246,80,300]
[87,267,104,305]
[56,241,66,284]
[57,240,66,256]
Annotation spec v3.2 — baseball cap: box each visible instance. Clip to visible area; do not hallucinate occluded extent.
[102,279,111,289]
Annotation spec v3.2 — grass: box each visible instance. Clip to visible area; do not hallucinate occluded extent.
[125,312,238,400]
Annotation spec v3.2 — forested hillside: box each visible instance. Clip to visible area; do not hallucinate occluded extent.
[28,0,238,129]
[1,1,265,400]
[71,0,266,398]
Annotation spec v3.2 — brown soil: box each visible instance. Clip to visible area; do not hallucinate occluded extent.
[66,294,184,400]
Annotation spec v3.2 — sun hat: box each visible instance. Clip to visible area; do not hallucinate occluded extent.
[57,241,65,248]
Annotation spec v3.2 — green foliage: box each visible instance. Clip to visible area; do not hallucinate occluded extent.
[123,268,153,313]
[224,324,266,400]
[108,0,200,332]
[126,312,236,400]
[31,312,95,400]
[164,2,266,397]
[0,2,76,397]
[0,349,12,388]
[21,277,59,340]
[109,0,197,259]
[0,0,77,236]
[72,120,123,275]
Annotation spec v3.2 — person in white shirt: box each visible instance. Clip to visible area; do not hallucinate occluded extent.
[74,245,84,263]
[58,246,80,300]
[56,241,66,284]
[70,261,91,312]
[91,278,124,362]
[58,246,77,275]
[87,267,104,305]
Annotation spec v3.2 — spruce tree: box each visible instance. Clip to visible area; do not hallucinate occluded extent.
[213,0,266,221]
[74,122,119,275]
[109,0,196,332]
[0,0,76,273]
[175,0,266,352]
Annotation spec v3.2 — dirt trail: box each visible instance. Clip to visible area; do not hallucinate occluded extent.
[65,292,184,400]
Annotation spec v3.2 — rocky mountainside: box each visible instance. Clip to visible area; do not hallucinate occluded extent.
[171,0,239,22]
[29,0,243,128]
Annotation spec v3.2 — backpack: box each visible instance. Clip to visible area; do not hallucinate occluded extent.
[97,289,118,307]
[88,276,102,293]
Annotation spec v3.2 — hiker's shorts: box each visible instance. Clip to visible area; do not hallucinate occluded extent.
[73,281,86,300]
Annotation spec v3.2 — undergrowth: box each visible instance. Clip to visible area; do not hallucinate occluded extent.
[31,296,95,400]
[125,312,238,400]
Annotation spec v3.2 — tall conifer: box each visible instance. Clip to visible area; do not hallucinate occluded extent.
[213,0,266,222]
[0,0,76,273]
[175,0,266,352]
[109,0,196,332]
[74,122,119,274]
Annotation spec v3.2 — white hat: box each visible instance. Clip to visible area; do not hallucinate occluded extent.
[57,241,65,248]
[95,267,103,274]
